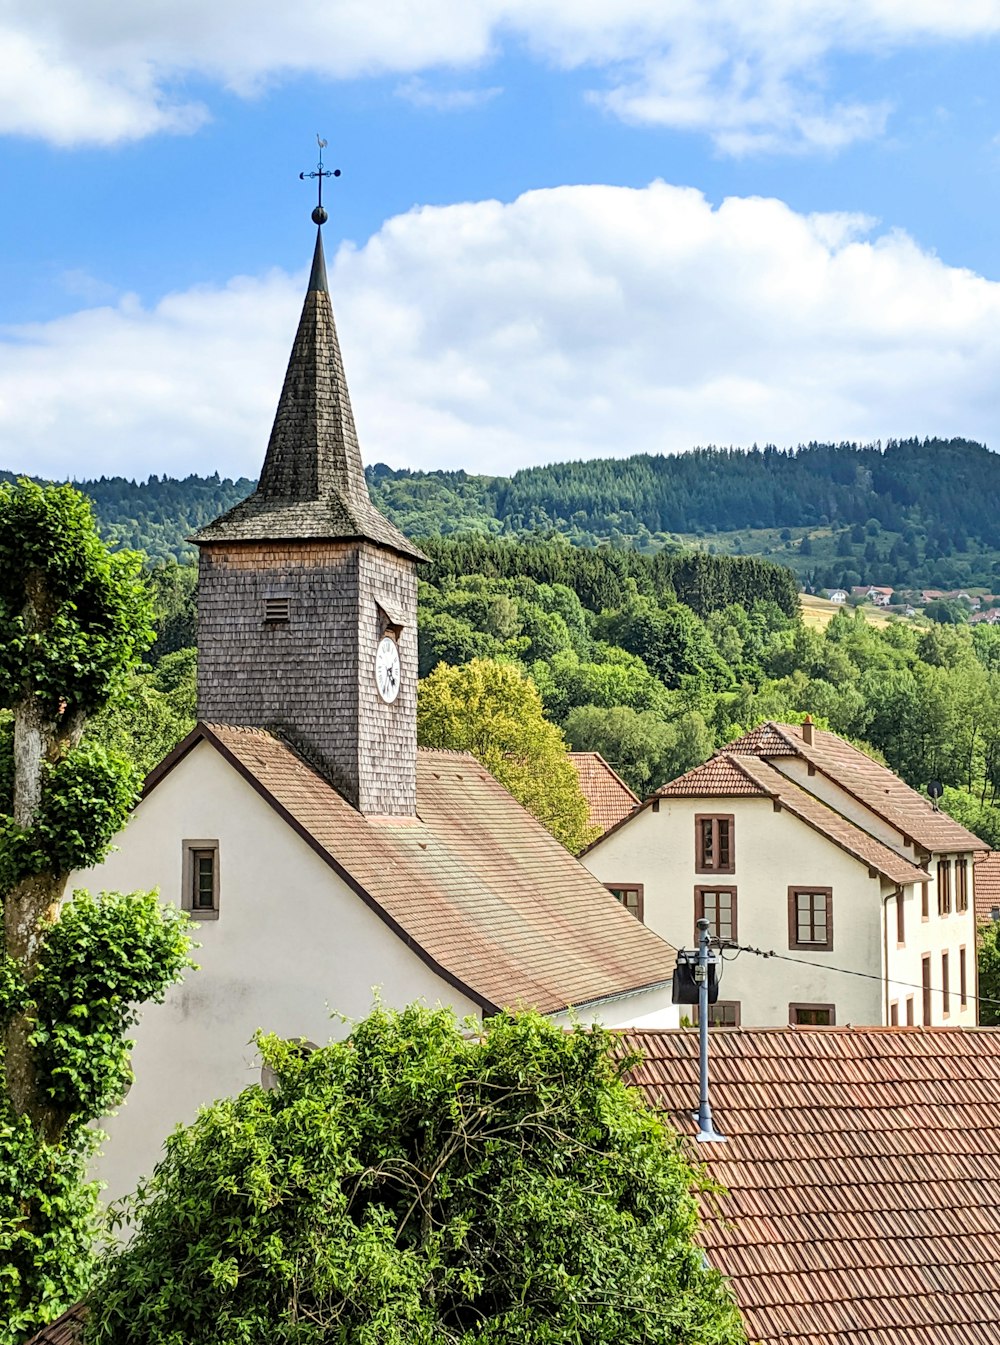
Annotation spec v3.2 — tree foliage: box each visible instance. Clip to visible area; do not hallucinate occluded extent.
[417,660,597,854]
[978,922,1000,1028]
[0,481,194,1342]
[85,1006,745,1345]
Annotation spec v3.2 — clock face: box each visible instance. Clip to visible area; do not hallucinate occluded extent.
[375,635,401,704]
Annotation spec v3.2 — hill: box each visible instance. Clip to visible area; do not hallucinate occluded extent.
[5,437,999,588]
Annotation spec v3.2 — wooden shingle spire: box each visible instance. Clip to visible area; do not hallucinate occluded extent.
[195,227,424,561]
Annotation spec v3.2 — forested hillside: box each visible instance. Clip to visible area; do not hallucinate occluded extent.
[7,437,998,586]
[115,536,1000,855]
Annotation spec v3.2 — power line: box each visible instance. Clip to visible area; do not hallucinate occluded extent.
[712,939,1000,1012]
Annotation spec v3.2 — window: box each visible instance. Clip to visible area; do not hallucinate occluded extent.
[956,859,969,913]
[263,595,290,624]
[789,1003,836,1026]
[960,946,968,1009]
[695,814,734,874]
[693,1000,741,1027]
[788,887,833,950]
[922,955,932,1025]
[606,884,643,922]
[182,840,220,919]
[942,951,950,1017]
[921,881,929,922]
[889,1001,899,1026]
[906,996,915,1026]
[937,859,951,916]
[896,888,905,946]
[695,887,737,943]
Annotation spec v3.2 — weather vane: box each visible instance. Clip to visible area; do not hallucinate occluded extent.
[300,134,341,225]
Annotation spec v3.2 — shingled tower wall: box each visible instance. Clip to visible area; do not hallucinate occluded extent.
[193,228,425,816]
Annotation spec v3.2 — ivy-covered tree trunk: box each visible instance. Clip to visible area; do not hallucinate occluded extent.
[0,481,195,1342]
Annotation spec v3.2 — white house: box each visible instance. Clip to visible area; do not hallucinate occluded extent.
[827,589,848,604]
[583,719,986,1029]
[74,218,679,1203]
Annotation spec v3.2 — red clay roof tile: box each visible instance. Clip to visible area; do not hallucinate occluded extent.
[619,1025,1000,1345]
[152,725,676,1016]
[728,722,987,854]
[568,752,639,833]
[974,851,1000,927]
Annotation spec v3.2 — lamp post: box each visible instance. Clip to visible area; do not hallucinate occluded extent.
[694,917,726,1144]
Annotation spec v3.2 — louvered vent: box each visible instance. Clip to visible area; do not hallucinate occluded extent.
[263,596,290,624]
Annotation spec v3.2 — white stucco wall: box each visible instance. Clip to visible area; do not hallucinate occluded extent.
[585,796,888,1026]
[72,742,678,1203]
[72,742,485,1203]
[885,878,977,1026]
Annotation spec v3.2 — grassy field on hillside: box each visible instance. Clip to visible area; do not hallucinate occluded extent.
[799,592,903,630]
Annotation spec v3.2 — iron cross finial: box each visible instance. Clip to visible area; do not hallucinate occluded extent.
[299,134,341,225]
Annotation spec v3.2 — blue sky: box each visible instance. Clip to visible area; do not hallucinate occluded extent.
[4,3,1000,482]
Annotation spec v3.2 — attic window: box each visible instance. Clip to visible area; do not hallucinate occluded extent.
[264,596,290,624]
[182,840,220,920]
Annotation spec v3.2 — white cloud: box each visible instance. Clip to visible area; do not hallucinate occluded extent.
[3,182,1000,482]
[4,1,1000,150]
[395,79,503,112]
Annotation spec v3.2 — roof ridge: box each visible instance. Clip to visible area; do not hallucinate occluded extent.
[733,756,927,886]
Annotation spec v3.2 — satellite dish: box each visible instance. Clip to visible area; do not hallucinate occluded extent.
[927,780,943,800]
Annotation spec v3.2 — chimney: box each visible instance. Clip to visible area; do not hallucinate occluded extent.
[802,714,814,746]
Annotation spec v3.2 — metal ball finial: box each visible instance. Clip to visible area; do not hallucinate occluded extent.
[301,139,341,224]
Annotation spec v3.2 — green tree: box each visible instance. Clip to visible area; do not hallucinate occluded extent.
[417,659,596,852]
[85,1006,745,1345]
[978,921,1000,1027]
[0,481,193,1340]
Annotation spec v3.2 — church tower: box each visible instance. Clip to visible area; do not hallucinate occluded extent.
[194,210,425,816]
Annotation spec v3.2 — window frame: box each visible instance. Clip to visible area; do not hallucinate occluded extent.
[694,885,738,943]
[960,945,968,1009]
[789,1003,837,1026]
[937,859,952,916]
[922,955,932,1026]
[956,858,969,914]
[182,839,220,920]
[693,999,741,1027]
[605,882,644,923]
[695,813,735,875]
[788,886,834,951]
[906,995,915,1026]
[896,887,905,947]
[942,950,950,1018]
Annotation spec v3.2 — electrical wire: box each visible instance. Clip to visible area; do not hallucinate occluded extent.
[707,938,1000,1012]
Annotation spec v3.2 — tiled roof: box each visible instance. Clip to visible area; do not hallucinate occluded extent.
[148,725,675,1016]
[974,850,1000,927]
[724,722,799,756]
[568,753,639,833]
[620,1026,1000,1345]
[194,230,424,562]
[730,755,928,887]
[728,721,987,854]
[655,754,770,797]
[23,1306,85,1345]
[654,752,926,886]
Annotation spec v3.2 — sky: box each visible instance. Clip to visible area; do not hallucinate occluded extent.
[5,2,1000,483]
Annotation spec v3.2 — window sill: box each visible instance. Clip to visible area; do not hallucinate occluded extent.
[186,908,220,921]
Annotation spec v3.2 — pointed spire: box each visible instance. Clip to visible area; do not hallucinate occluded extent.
[195,224,424,561]
[307,227,328,293]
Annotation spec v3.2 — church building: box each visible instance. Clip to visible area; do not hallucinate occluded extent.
[74,215,680,1202]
